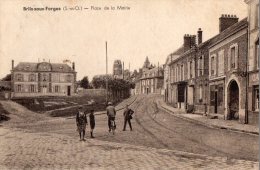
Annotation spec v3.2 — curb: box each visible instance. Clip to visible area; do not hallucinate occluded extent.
[158,102,259,136]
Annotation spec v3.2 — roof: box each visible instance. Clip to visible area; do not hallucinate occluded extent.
[204,17,248,49]
[168,17,248,65]
[12,62,75,73]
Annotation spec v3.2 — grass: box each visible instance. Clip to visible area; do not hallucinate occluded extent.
[12,94,107,112]
[0,103,10,122]
[12,94,125,117]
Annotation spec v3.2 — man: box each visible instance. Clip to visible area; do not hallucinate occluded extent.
[106,102,116,132]
[123,104,134,131]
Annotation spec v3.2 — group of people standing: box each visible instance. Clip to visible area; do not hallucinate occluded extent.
[76,102,134,141]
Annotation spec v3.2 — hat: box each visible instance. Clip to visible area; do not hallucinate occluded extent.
[108,102,112,105]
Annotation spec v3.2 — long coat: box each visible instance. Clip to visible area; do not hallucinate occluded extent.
[76,112,88,132]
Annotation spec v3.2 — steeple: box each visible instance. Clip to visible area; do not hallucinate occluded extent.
[143,56,151,69]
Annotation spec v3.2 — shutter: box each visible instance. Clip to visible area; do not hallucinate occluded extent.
[227,49,230,71]
[187,61,190,79]
[202,55,204,75]
[193,60,195,78]
[235,44,238,69]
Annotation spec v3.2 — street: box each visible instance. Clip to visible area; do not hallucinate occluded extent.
[0,94,258,169]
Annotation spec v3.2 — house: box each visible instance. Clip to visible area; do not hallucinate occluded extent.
[138,57,164,94]
[11,60,77,97]
[208,16,248,123]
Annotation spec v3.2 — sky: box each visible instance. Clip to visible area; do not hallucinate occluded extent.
[0,0,247,81]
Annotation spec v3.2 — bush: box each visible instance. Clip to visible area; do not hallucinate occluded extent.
[0,103,10,122]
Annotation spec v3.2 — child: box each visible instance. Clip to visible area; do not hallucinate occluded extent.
[89,109,95,138]
[76,107,88,141]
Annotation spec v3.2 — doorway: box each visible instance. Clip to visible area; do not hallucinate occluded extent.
[214,91,218,113]
[229,80,239,120]
[67,86,71,96]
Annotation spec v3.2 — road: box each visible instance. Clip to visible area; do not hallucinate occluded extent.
[0,94,258,169]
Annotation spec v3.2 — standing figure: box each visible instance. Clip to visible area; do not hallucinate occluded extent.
[89,109,95,138]
[106,102,116,132]
[123,104,134,131]
[76,107,88,141]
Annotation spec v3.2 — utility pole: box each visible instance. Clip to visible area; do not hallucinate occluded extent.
[106,41,108,104]
[123,61,124,79]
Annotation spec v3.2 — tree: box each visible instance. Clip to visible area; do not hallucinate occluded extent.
[80,76,90,89]
[1,74,11,81]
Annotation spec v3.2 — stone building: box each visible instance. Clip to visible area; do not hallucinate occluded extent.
[168,35,197,110]
[245,0,259,125]
[138,57,164,94]
[113,60,123,79]
[208,17,248,123]
[11,60,77,97]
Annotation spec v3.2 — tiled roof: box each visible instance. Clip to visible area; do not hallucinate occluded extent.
[12,62,75,73]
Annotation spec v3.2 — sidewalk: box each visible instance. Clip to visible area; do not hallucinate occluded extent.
[157,99,259,135]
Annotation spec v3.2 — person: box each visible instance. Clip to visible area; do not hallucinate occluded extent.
[76,107,88,141]
[106,102,116,132]
[123,104,134,131]
[89,109,95,138]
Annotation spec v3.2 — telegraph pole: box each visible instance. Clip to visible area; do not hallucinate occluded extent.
[106,41,108,104]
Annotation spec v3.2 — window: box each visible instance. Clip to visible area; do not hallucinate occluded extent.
[211,55,216,75]
[42,74,47,81]
[218,50,224,75]
[255,4,259,29]
[199,55,204,76]
[199,85,203,100]
[30,85,35,92]
[230,47,236,68]
[181,64,184,80]
[29,74,36,81]
[17,85,22,92]
[55,86,60,93]
[253,86,259,111]
[189,61,193,78]
[255,40,259,69]
[66,75,72,82]
[16,74,23,81]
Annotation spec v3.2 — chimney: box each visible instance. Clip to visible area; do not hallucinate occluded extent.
[219,14,239,32]
[190,35,196,47]
[72,62,75,71]
[184,34,191,52]
[197,28,203,44]
[12,60,14,70]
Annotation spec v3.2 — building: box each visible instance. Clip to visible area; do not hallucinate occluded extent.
[165,47,184,104]
[168,35,197,110]
[245,0,259,125]
[113,60,123,79]
[139,57,164,94]
[208,17,248,123]
[166,14,255,125]
[11,60,77,97]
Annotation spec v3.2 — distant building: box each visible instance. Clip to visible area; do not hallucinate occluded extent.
[113,60,123,78]
[138,57,164,94]
[11,60,77,97]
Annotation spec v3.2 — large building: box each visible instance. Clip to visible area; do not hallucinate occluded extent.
[11,60,77,97]
[245,0,259,125]
[208,17,248,123]
[165,13,258,125]
[139,57,164,94]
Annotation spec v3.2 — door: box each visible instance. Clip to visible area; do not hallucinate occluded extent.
[67,86,71,96]
[214,91,218,113]
[42,85,47,94]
